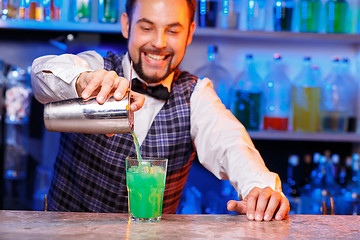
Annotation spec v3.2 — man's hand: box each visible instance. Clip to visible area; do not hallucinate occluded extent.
[227,187,290,221]
[76,69,144,111]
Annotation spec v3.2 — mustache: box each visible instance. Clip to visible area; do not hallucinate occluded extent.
[140,47,174,56]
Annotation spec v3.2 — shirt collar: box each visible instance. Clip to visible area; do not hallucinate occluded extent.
[122,52,173,92]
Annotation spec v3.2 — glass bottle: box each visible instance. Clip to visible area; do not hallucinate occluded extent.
[292,56,320,132]
[342,153,360,214]
[0,60,4,122]
[232,54,262,131]
[42,0,53,21]
[3,67,32,210]
[19,0,29,19]
[73,0,91,22]
[194,45,233,108]
[263,53,291,131]
[198,0,219,28]
[247,0,266,31]
[325,0,349,34]
[298,0,322,33]
[52,0,62,21]
[19,0,43,20]
[1,0,18,19]
[218,0,240,29]
[273,0,295,31]
[341,58,357,132]
[98,0,119,23]
[319,57,349,132]
[284,155,301,214]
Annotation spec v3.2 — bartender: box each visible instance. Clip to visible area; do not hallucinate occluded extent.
[31,0,290,221]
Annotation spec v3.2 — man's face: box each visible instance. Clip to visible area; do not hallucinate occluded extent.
[121,0,195,84]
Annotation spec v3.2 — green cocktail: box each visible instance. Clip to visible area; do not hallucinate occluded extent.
[126,157,168,222]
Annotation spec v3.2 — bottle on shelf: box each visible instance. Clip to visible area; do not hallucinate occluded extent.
[19,0,39,20]
[298,0,322,33]
[194,45,233,109]
[197,0,218,28]
[50,0,62,21]
[341,58,357,132]
[319,57,350,132]
[3,66,33,210]
[42,0,53,21]
[285,155,300,197]
[247,0,266,31]
[292,56,320,132]
[273,0,295,31]
[325,0,350,34]
[300,153,316,214]
[72,0,91,23]
[218,0,240,29]
[331,153,340,184]
[301,154,313,188]
[303,153,341,214]
[98,0,119,23]
[1,0,18,19]
[231,54,262,131]
[19,0,29,19]
[342,153,360,215]
[284,155,301,214]
[263,53,291,131]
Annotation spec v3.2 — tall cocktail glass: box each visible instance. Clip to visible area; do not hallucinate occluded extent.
[126,157,168,222]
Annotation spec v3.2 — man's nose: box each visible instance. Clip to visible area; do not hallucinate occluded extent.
[152,30,167,48]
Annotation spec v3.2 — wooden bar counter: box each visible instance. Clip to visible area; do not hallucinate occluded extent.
[0,210,359,239]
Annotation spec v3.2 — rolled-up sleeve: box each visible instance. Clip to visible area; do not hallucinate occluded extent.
[190,77,282,199]
[30,50,104,104]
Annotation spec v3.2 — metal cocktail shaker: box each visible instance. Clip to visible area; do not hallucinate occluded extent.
[43,96,134,134]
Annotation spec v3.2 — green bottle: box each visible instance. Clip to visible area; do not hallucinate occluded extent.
[73,0,91,22]
[98,0,119,23]
[325,0,349,34]
[299,0,322,33]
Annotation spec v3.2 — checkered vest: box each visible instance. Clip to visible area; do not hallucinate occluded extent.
[48,52,197,213]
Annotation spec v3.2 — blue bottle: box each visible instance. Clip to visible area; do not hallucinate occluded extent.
[198,0,218,28]
[247,0,266,31]
[273,0,295,31]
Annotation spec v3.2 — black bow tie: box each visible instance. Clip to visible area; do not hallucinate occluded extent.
[131,78,170,100]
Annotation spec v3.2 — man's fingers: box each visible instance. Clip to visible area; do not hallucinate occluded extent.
[130,91,145,112]
[227,200,247,214]
[275,194,290,221]
[245,187,260,221]
[114,77,130,100]
[81,71,103,99]
[77,70,124,104]
[96,71,119,104]
[263,191,282,221]
[254,187,273,221]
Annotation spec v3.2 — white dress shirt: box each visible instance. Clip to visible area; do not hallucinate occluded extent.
[31,50,281,199]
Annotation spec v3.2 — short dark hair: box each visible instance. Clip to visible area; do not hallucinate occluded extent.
[125,0,196,25]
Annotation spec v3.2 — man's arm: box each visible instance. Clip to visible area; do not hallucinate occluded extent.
[190,77,289,221]
[30,51,103,104]
[30,51,144,110]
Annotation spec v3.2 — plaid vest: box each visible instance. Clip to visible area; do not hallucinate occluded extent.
[48,52,197,213]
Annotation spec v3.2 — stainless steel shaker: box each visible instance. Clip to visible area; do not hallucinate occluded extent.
[43,96,134,134]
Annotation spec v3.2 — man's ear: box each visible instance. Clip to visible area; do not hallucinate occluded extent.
[186,21,196,46]
[121,12,130,39]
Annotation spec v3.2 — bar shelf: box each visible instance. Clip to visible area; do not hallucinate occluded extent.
[194,28,360,45]
[0,19,122,33]
[249,131,360,142]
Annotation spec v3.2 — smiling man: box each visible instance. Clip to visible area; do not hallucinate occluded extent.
[31,0,289,221]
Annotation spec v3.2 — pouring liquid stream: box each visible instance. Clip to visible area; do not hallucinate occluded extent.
[131,130,142,161]
[128,60,146,171]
